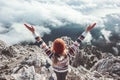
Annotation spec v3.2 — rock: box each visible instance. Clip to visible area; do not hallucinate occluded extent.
[0,40,7,54]
[72,45,102,70]
[91,54,120,80]
[0,36,120,80]
[66,66,113,80]
[1,46,19,57]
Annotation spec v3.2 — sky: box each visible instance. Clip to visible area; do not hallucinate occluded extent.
[0,0,120,53]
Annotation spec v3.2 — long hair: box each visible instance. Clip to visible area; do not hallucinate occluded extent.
[52,38,66,64]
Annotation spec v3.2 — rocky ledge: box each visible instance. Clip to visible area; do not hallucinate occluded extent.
[0,37,120,80]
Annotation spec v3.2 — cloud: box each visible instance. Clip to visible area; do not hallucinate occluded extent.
[0,23,51,45]
[112,47,119,55]
[83,32,92,43]
[0,0,100,26]
[101,29,112,43]
[0,0,120,45]
[0,23,6,33]
[114,24,120,33]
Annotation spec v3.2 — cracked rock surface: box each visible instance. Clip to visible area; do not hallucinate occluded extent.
[0,37,119,80]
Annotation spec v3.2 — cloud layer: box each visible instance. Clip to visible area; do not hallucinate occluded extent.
[0,0,120,51]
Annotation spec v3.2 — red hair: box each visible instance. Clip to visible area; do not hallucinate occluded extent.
[52,38,66,54]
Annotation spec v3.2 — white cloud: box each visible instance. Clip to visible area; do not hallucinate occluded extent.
[114,24,120,33]
[0,23,6,32]
[112,47,119,55]
[0,0,118,28]
[101,29,112,43]
[0,23,51,45]
[0,0,100,26]
[83,32,92,43]
[0,0,120,44]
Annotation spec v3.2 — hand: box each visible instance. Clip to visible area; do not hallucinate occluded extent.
[24,24,35,34]
[86,23,96,32]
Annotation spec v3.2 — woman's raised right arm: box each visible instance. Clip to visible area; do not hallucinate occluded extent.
[24,24,53,58]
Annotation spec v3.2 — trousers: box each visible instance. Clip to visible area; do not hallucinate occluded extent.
[54,71,68,80]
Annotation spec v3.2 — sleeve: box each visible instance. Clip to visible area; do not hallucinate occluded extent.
[68,31,88,56]
[33,32,53,58]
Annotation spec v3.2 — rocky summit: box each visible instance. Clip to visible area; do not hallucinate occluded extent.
[0,37,120,80]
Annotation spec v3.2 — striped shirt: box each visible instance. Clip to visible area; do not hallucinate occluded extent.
[33,31,87,72]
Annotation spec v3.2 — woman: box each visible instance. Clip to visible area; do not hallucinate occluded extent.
[24,23,96,80]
